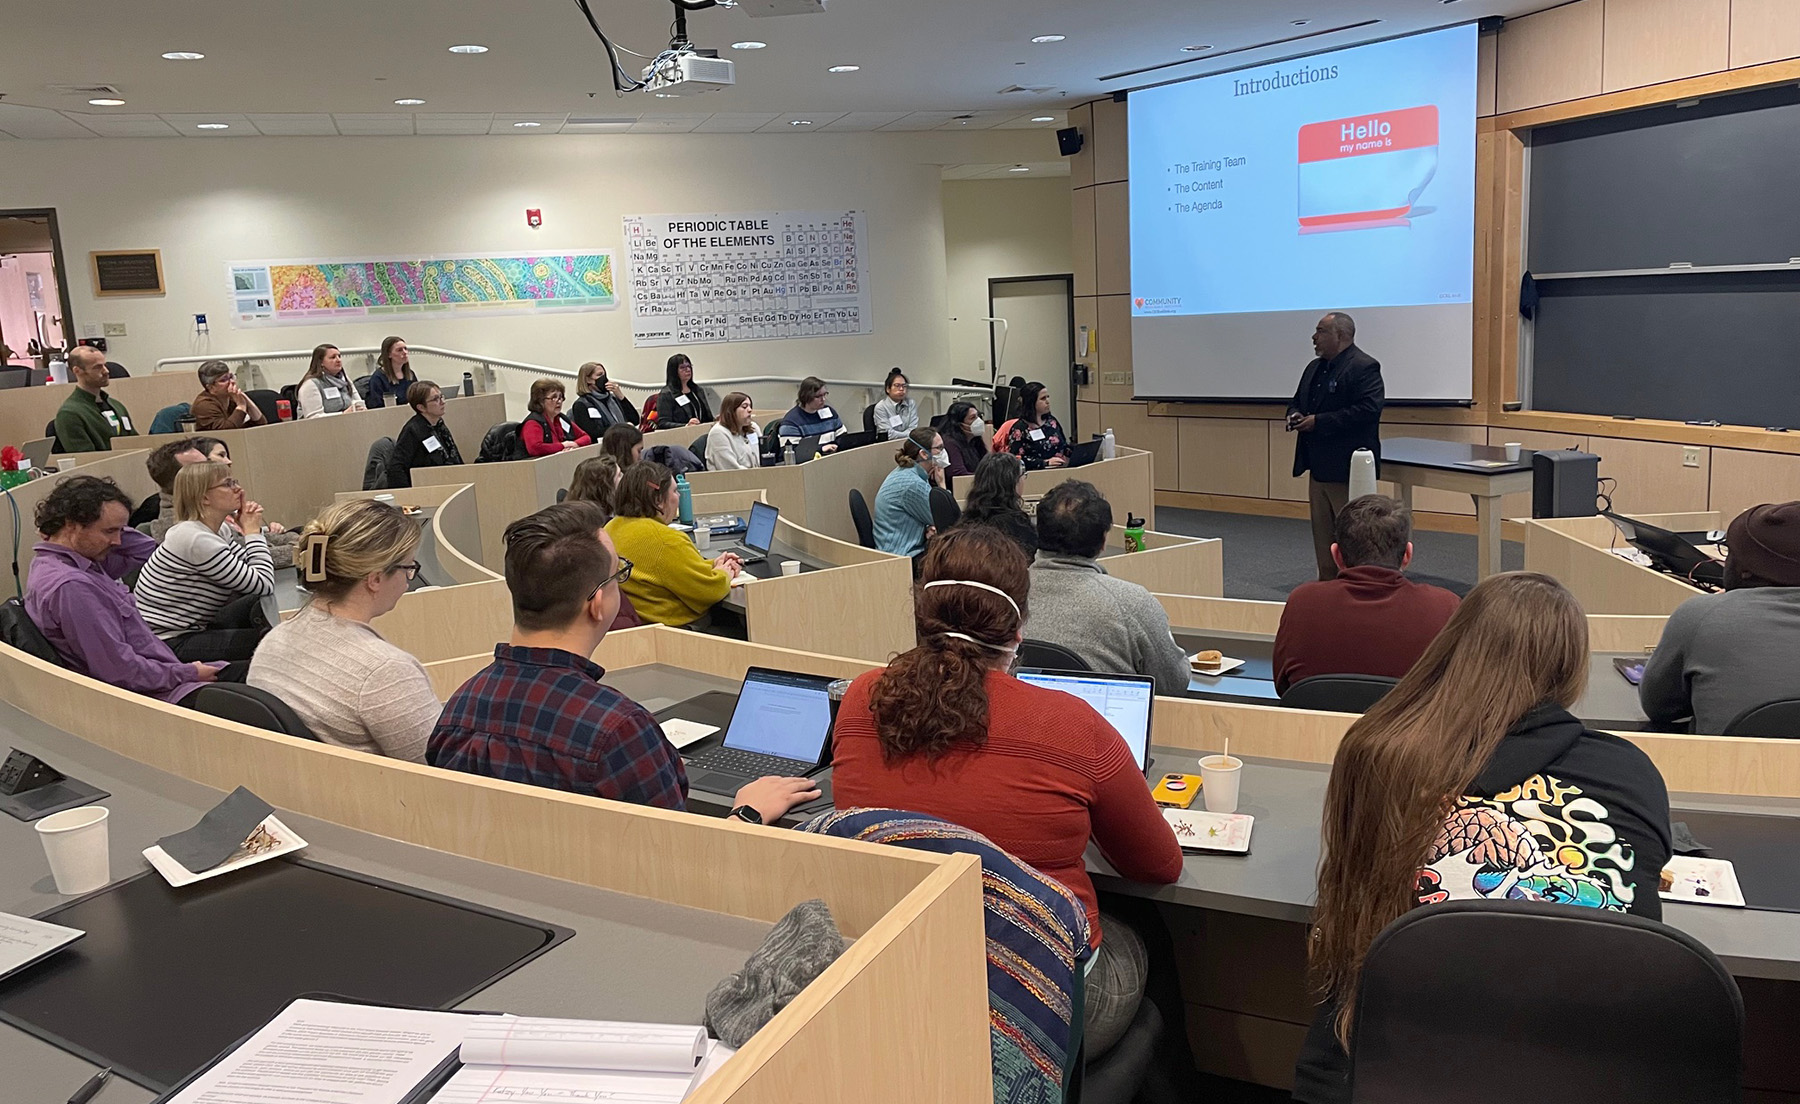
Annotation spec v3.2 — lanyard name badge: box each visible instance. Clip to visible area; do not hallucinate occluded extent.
[423,435,443,454]
[1029,427,1046,442]
[676,394,691,407]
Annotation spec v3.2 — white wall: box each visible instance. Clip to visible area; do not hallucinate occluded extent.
[941,177,1073,384]
[14,129,1050,414]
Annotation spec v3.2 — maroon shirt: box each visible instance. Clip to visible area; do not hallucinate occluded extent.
[1272,565,1460,693]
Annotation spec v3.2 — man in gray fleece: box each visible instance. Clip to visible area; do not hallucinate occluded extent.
[1024,480,1190,696]
[1641,501,1800,734]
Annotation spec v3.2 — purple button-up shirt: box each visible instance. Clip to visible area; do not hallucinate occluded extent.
[24,530,208,704]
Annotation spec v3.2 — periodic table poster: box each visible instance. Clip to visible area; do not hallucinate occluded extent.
[623,210,871,347]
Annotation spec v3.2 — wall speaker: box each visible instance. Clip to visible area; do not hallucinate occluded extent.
[1056,127,1084,157]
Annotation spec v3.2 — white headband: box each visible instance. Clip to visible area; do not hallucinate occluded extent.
[923,578,1020,618]
[938,631,1013,653]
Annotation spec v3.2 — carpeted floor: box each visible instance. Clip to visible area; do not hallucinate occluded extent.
[1154,506,1525,602]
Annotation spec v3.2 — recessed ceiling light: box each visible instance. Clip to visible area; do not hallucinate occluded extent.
[513,121,542,127]
[88,98,126,107]
[1030,35,1066,44]
[394,98,425,106]
[827,65,860,73]
[448,44,489,54]
[731,41,767,50]
[161,51,205,61]
[1291,19,1310,26]
[789,119,813,126]
[1031,116,1055,123]
[1182,44,1213,52]
[1009,166,1030,173]
[195,123,230,130]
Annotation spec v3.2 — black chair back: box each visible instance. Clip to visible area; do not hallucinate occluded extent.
[247,388,283,424]
[1280,674,1398,714]
[1351,900,1742,1104]
[689,433,710,465]
[928,486,961,533]
[363,436,394,490]
[105,360,130,378]
[848,489,876,549]
[1018,638,1091,671]
[45,419,63,453]
[862,402,878,435]
[1723,698,1800,739]
[0,598,67,667]
[353,373,374,405]
[186,684,319,740]
[278,383,300,412]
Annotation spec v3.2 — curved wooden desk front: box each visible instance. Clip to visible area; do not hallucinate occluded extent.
[0,632,991,1104]
[1524,512,1719,615]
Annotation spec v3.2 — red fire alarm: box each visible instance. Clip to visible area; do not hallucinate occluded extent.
[526,208,543,229]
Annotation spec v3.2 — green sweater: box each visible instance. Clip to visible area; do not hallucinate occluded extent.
[54,389,138,453]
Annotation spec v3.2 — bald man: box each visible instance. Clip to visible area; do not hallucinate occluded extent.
[53,347,137,453]
[1286,311,1384,580]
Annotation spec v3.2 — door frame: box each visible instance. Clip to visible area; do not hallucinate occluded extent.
[0,208,77,355]
[986,273,1078,440]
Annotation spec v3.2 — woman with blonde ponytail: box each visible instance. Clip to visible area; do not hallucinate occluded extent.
[247,499,440,762]
[830,526,1181,1057]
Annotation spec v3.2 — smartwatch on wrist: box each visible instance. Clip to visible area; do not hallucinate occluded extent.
[728,805,764,825]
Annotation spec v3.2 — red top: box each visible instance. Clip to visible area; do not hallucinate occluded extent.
[521,413,592,457]
[831,668,1183,946]
[1272,564,1461,693]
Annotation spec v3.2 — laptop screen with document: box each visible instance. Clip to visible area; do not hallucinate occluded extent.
[744,501,778,554]
[719,668,836,763]
[1015,670,1154,773]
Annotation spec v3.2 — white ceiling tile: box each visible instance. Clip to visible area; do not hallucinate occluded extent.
[817,111,908,131]
[245,113,338,135]
[993,112,1066,129]
[933,111,1011,130]
[63,112,178,138]
[413,113,495,135]
[691,114,779,133]
[0,105,96,138]
[755,111,846,132]
[627,114,709,133]
[877,112,964,131]
[159,113,257,135]
[490,113,568,134]
[332,114,416,135]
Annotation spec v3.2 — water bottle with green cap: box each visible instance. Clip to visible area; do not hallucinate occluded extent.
[1124,513,1146,552]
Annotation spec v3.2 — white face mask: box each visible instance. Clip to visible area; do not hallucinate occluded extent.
[931,449,950,468]
[969,418,985,438]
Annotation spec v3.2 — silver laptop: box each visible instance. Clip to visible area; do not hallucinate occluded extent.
[719,501,777,565]
[1015,669,1157,776]
[683,667,837,795]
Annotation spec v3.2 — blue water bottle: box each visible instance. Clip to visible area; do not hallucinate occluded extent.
[676,472,693,526]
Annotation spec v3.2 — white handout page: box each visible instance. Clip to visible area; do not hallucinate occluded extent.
[0,911,83,981]
[431,1017,714,1103]
[165,998,475,1104]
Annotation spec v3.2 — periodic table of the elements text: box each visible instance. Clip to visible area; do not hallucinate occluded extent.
[623,210,871,348]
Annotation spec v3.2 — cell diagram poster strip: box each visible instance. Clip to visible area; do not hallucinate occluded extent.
[623,210,871,348]
[227,251,618,328]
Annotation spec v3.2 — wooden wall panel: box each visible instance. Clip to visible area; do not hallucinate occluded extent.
[1178,417,1269,499]
[1602,0,1731,92]
[1495,0,1605,113]
[1587,435,1713,514]
[1091,95,1129,185]
[1730,0,1800,68]
[1096,294,1135,403]
[1093,183,1131,297]
[1267,421,1308,502]
[1478,30,1499,117]
[1075,296,1100,405]
[1072,186,1097,299]
[1067,102,1095,190]
[1097,400,1178,490]
[1077,400,1100,437]
[1710,448,1800,524]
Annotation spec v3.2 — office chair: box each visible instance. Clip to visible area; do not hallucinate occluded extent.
[185,684,319,741]
[928,486,961,533]
[689,433,709,466]
[1280,674,1398,714]
[847,489,876,549]
[45,419,64,454]
[247,388,283,423]
[150,402,191,435]
[1722,698,1800,739]
[1349,899,1742,1104]
[0,598,68,667]
[279,383,300,414]
[104,360,130,378]
[861,402,878,435]
[353,373,374,405]
[1018,638,1092,671]
[362,436,394,490]
[834,430,877,451]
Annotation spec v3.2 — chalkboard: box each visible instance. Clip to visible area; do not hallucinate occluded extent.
[1526,85,1800,426]
[90,249,164,296]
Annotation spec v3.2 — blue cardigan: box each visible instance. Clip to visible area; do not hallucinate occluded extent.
[873,464,933,557]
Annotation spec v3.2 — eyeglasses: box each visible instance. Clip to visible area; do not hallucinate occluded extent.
[212,477,242,491]
[589,556,634,601]
[392,562,423,581]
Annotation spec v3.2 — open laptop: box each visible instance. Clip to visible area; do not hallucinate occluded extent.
[719,501,777,565]
[1603,511,1724,588]
[1067,438,1104,468]
[1015,669,1156,776]
[682,667,838,795]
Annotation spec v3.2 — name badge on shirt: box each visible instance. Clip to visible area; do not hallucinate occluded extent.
[889,415,905,428]
[676,394,691,407]
[120,415,133,432]
[1029,427,1046,442]
[818,405,834,420]
[423,435,443,454]
[559,416,573,434]
[323,386,341,400]
[103,411,120,429]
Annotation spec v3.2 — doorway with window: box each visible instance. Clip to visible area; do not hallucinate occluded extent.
[987,274,1077,439]
[0,209,75,369]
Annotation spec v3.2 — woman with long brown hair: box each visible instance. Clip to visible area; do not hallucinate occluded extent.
[705,391,761,471]
[295,343,367,419]
[366,336,417,408]
[1295,572,1672,1103]
[830,526,1182,1057]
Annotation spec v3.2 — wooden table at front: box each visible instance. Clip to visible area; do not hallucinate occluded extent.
[1379,437,1535,580]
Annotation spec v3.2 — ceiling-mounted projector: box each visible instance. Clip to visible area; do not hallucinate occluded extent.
[643,52,736,94]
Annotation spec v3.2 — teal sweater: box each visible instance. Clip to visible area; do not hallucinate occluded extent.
[873,464,933,557]
[54,388,138,453]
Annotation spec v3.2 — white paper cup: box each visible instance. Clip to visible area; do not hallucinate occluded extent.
[1199,755,1243,814]
[694,525,711,551]
[780,560,802,577]
[36,806,111,895]
[1504,443,1523,462]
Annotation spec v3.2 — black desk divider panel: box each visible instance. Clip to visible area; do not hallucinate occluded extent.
[0,858,572,1091]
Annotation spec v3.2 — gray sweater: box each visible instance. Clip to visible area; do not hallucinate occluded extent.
[1023,553,1191,696]
[1640,586,1800,734]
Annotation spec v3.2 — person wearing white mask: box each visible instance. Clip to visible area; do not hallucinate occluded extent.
[872,427,950,559]
[940,401,989,478]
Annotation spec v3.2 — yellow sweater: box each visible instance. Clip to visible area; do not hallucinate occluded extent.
[604,515,731,626]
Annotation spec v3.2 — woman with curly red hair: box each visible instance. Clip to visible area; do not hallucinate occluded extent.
[829,525,1181,1057]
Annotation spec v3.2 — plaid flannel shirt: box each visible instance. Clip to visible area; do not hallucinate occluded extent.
[428,644,688,810]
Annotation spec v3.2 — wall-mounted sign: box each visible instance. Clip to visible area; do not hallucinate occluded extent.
[91,250,165,297]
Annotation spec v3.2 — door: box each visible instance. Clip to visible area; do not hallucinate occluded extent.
[988,275,1077,438]
[0,210,74,365]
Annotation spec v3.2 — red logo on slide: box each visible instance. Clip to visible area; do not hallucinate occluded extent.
[1134,297,1144,308]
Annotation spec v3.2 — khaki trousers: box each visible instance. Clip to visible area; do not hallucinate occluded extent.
[1308,477,1351,581]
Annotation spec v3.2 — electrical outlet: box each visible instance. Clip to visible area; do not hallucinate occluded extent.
[1682,446,1701,468]
[1104,371,1131,386]
[102,322,127,337]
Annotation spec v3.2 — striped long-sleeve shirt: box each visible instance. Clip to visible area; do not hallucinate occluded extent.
[135,520,274,638]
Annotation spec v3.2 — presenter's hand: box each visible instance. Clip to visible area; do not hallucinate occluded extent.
[733,776,823,822]
[1295,415,1317,433]
[1046,455,1069,468]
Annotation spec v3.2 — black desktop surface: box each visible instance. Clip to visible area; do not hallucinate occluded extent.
[0,859,570,1091]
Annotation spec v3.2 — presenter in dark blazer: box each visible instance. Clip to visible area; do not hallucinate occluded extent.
[1287,311,1384,580]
